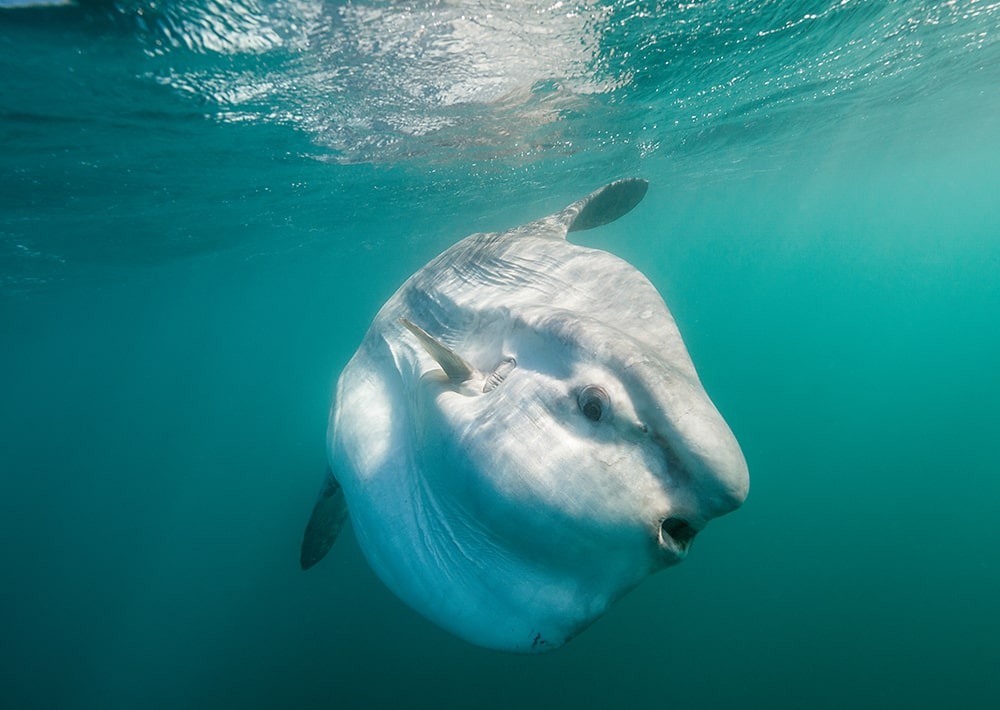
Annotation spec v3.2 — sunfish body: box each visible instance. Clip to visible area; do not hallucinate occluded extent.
[301,179,749,652]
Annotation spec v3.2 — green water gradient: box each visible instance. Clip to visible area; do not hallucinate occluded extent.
[2,1,1000,708]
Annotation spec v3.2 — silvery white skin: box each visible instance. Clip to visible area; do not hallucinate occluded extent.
[301,179,749,653]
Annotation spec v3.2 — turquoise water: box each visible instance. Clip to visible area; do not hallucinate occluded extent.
[2,1,999,707]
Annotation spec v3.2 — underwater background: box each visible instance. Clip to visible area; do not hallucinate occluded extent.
[2,0,999,707]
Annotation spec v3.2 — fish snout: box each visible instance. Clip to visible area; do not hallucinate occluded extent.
[647,415,748,560]
[697,440,750,519]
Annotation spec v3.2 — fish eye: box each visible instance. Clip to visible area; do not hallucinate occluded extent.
[578,385,610,422]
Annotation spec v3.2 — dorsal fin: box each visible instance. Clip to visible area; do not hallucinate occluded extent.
[400,318,476,383]
[561,178,648,234]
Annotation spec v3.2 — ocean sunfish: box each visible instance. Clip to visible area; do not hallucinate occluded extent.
[301,178,749,652]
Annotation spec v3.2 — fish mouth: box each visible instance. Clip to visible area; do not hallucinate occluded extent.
[657,516,700,560]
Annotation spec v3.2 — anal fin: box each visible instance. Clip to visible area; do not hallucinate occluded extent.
[300,467,349,570]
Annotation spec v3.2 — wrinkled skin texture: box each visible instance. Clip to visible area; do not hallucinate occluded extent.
[311,181,749,652]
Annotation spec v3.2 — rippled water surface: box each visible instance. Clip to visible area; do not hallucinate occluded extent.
[2,1,999,708]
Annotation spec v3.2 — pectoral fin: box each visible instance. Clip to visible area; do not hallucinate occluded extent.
[400,317,477,383]
[300,467,349,570]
